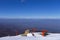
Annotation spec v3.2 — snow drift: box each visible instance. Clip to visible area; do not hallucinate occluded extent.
[0,32,60,40]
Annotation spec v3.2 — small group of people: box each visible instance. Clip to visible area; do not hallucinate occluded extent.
[22,28,48,37]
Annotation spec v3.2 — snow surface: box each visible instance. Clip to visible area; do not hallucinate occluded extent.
[0,33,60,40]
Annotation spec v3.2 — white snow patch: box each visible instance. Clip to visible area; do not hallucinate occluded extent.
[0,33,60,40]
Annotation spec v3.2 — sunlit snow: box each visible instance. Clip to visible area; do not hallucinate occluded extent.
[0,32,60,40]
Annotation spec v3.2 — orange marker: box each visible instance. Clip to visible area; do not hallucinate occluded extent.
[41,31,45,36]
[41,30,48,37]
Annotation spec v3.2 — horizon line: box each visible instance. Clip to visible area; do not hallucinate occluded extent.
[0,18,60,19]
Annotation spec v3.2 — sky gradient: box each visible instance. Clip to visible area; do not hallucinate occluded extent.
[0,0,60,19]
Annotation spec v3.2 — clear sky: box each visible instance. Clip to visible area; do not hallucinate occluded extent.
[0,0,60,19]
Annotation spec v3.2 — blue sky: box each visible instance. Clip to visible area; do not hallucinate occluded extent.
[0,0,60,19]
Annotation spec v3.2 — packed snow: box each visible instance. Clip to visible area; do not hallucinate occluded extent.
[0,32,60,40]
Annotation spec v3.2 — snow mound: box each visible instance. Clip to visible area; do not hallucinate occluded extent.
[0,33,60,40]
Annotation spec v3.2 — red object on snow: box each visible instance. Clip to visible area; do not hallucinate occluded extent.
[41,30,48,36]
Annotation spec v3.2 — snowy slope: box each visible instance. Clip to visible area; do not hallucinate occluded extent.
[0,33,60,40]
